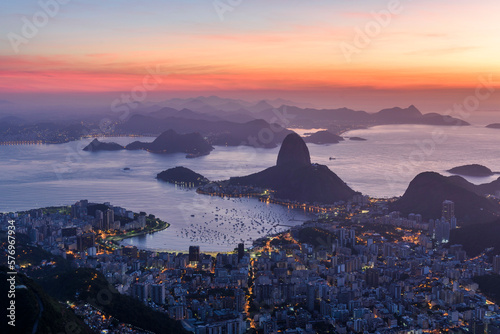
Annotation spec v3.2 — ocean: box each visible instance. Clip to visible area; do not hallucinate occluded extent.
[1,124,499,251]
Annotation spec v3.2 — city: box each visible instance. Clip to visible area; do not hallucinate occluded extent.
[2,197,500,333]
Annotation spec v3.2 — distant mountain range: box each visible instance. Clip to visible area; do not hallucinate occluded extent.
[391,172,500,225]
[130,98,469,129]
[1,96,470,145]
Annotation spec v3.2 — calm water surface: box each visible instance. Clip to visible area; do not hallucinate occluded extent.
[1,124,499,250]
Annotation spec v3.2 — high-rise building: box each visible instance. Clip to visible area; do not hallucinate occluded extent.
[77,233,95,252]
[442,200,455,223]
[238,243,245,261]
[235,289,245,312]
[435,218,451,243]
[150,284,165,305]
[307,284,316,312]
[122,245,138,258]
[94,209,104,230]
[493,255,500,274]
[131,283,148,302]
[366,268,379,288]
[103,209,114,231]
[189,245,200,263]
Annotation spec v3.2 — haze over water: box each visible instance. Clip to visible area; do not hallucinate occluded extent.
[1,124,499,251]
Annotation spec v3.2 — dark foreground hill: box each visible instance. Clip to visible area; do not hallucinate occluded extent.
[450,220,500,257]
[229,133,357,203]
[41,268,187,334]
[391,172,500,225]
[0,267,93,334]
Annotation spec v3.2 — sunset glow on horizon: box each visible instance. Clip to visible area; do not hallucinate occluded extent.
[1,0,499,112]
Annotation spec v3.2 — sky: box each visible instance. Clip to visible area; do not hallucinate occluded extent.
[0,0,499,114]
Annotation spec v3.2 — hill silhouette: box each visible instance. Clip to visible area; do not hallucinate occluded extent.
[157,166,209,186]
[450,220,500,257]
[229,133,356,203]
[83,138,124,151]
[83,130,213,156]
[486,123,500,129]
[120,116,291,148]
[447,164,495,177]
[0,267,93,334]
[304,130,344,144]
[126,129,213,155]
[391,172,500,225]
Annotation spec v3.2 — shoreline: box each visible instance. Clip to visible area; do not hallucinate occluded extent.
[103,219,170,246]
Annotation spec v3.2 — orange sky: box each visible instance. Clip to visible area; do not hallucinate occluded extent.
[1,0,499,112]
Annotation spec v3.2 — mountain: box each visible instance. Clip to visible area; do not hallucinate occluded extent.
[0,115,26,127]
[126,129,213,155]
[157,166,209,186]
[229,133,357,203]
[276,132,311,167]
[476,177,500,196]
[374,106,470,125]
[120,116,292,148]
[375,105,422,120]
[304,130,344,144]
[0,267,93,334]
[247,100,275,113]
[83,138,124,151]
[250,105,469,129]
[390,172,500,225]
[447,164,496,177]
[450,220,500,257]
[149,107,221,121]
[83,130,213,156]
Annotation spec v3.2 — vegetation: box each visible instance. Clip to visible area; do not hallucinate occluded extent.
[297,227,337,249]
[0,267,93,334]
[473,274,500,305]
[40,268,187,333]
[2,235,186,334]
[450,220,500,257]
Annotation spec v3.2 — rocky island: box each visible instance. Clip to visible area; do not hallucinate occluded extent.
[303,130,344,144]
[83,130,213,157]
[447,164,497,177]
[226,133,357,203]
[486,123,500,129]
[83,138,124,151]
[157,166,209,186]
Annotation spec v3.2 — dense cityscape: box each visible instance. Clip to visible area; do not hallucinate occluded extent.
[3,195,500,333]
[3,1,500,333]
